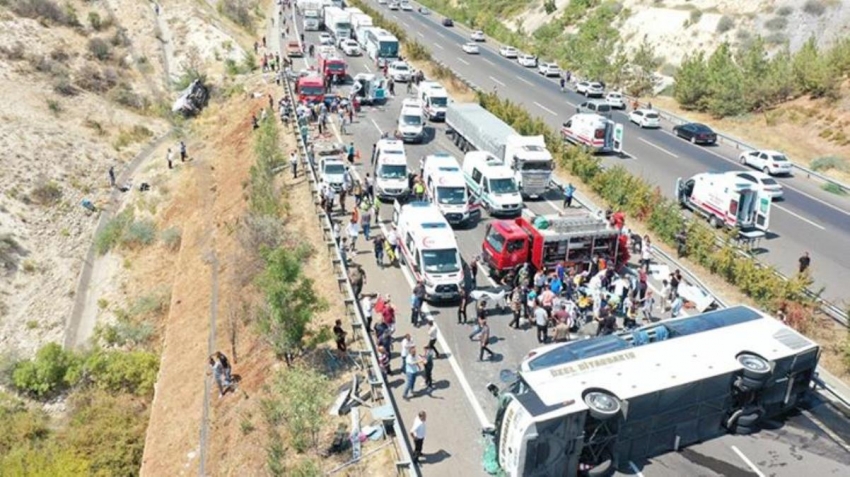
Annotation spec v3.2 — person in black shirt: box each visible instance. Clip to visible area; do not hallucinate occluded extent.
[333,319,347,356]
[457,288,469,324]
[595,306,617,336]
[798,252,811,274]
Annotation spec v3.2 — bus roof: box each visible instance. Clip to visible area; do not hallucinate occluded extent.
[368,28,398,41]
[519,306,818,420]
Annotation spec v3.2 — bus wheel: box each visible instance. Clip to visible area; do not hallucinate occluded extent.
[584,391,621,421]
[733,423,757,436]
[736,406,764,427]
[587,455,614,477]
[737,353,772,382]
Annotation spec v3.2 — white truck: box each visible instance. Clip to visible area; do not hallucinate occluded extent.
[560,113,624,154]
[323,6,352,42]
[446,102,553,199]
[418,81,449,122]
[676,171,772,232]
[298,0,321,31]
[350,13,373,41]
[420,152,480,226]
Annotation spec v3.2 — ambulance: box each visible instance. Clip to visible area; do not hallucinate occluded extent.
[374,138,410,201]
[462,151,523,217]
[420,152,480,226]
[418,81,449,121]
[560,113,623,154]
[397,98,425,143]
[391,201,464,302]
[676,171,772,231]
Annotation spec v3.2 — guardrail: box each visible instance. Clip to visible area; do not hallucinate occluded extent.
[282,75,418,476]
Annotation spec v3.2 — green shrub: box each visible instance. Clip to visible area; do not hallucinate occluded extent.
[12,343,80,398]
[29,181,62,206]
[9,0,77,26]
[219,0,258,30]
[88,11,103,30]
[810,156,849,172]
[803,0,827,16]
[688,9,702,25]
[543,0,557,15]
[776,6,794,16]
[94,319,155,348]
[290,459,322,477]
[262,366,331,453]
[79,350,159,396]
[129,289,171,318]
[96,208,134,255]
[88,37,112,61]
[764,16,788,31]
[120,218,157,248]
[716,15,735,33]
[822,183,847,195]
[161,227,182,251]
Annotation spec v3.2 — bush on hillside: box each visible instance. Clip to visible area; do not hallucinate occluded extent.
[219,0,258,29]
[12,343,79,398]
[87,37,112,61]
[76,64,118,93]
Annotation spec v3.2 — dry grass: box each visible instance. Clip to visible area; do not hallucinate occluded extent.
[406,58,477,103]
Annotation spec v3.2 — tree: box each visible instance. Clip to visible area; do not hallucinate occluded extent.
[628,38,660,97]
[704,42,746,117]
[256,246,327,365]
[674,51,709,110]
[12,343,80,398]
[792,36,839,98]
[264,366,331,453]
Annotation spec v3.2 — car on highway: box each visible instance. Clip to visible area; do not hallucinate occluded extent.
[418,7,430,14]
[628,108,661,129]
[732,171,784,199]
[340,39,361,56]
[388,1,399,10]
[388,61,412,82]
[286,40,303,57]
[739,149,793,176]
[471,30,485,41]
[576,100,612,117]
[442,17,454,26]
[517,54,537,67]
[673,122,718,145]
[499,45,518,58]
[400,1,413,11]
[378,0,387,3]
[537,62,561,77]
[319,32,334,46]
[605,91,626,109]
[461,42,479,54]
[576,81,604,97]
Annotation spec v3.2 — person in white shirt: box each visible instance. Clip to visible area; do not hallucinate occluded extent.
[387,228,399,258]
[410,411,427,462]
[325,186,337,213]
[426,319,441,358]
[289,150,298,178]
[360,295,373,331]
[400,333,413,374]
[346,218,360,251]
[640,235,652,270]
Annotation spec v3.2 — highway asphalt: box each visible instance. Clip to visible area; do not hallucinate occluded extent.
[285,9,850,477]
[361,0,850,305]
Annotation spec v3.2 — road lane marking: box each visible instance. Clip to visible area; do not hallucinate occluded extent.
[638,137,678,158]
[482,58,495,66]
[417,32,425,37]
[401,21,409,27]
[730,446,766,477]
[456,57,470,65]
[489,76,505,87]
[517,76,533,86]
[436,32,445,38]
[433,43,444,50]
[363,64,371,73]
[774,204,826,230]
[370,118,382,134]
[533,101,557,117]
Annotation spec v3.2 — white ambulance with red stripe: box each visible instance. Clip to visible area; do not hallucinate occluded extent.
[391,201,464,302]
[420,152,481,227]
[676,171,772,232]
[560,113,623,154]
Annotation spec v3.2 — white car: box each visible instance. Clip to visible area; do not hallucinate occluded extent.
[733,171,784,199]
[471,30,485,42]
[378,0,387,3]
[319,32,334,46]
[538,62,561,77]
[628,109,660,129]
[576,81,604,97]
[400,1,413,11]
[605,91,625,109]
[340,39,361,56]
[389,2,399,10]
[388,61,412,82]
[462,42,479,54]
[517,54,537,67]
[738,150,793,176]
[499,45,518,58]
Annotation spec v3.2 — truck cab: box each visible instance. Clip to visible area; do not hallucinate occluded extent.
[503,135,553,199]
[398,98,425,143]
[561,113,623,154]
[392,201,464,302]
[677,172,771,232]
[481,209,626,279]
[317,46,347,83]
[418,81,449,121]
[420,152,480,226]
[296,74,325,104]
[375,139,409,200]
[320,157,346,191]
[300,0,321,31]
[462,151,523,217]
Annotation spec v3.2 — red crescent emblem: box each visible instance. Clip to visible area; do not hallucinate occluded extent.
[422,236,434,248]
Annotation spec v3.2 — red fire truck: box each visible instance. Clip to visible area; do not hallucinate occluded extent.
[480,209,629,279]
[295,74,325,104]
[317,46,347,83]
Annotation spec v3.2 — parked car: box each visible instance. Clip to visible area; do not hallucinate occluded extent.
[605,92,625,109]
[499,45,518,58]
[733,171,784,199]
[319,32,334,46]
[471,30,485,41]
[537,62,561,77]
[388,61,412,82]
[628,109,661,129]
[577,101,612,117]
[400,1,413,11]
[340,39,361,56]
[518,54,537,67]
[578,81,604,97]
[442,17,453,26]
[389,2,399,10]
[738,150,793,176]
[462,42,480,54]
[673,123,717,145]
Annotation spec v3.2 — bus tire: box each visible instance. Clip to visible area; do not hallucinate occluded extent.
[709,215,720,228]
[737,353,772,381]
[733,423,757,436]
[584,391,621,421]
[736,375,766,392]
[736,410,763,427]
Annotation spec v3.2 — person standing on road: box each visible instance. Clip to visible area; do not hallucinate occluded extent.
[534,303,549,343]
[410,411,427,462]
[179,141,187,162]
[360,294,373,332]
[798,251,811,274]
[403,346,422,399]
[166,148,174,169]
[411,280,425,326]
[360,205,372,240]
[457,287,469,324]
[349,264,365,298]
[509,286,524,329]
[560,76,566,92]
[377,345,390,378]
[478,321,494,361]
[108,166,116,187]
[422,346,435,391]
[289,149,298,178]
[426,319,441,358]
[400,333,413,374]
[373,234,385,267]
[346,217,360,252]
[640,235,652,270]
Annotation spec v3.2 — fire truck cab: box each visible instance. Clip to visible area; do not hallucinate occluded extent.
[481,209,628,279]
[296,74,325,104]
[317,46,347,83]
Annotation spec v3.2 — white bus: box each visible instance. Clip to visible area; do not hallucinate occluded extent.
[363,28,399,66]
[486,306,820,477]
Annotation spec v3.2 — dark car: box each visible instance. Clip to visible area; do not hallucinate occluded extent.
[672,123,717,145]
[442,17,454,27]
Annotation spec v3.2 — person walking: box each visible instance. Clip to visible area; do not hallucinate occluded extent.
[289,149,298,178]
[208,353,231,398]
[640,235,652,270]
[373,234,385,267]
[371,143,378,165]
[410,411,427,462]
[360,206,372,240]
[333,319,347,357]
[478,321,494,361]
[349,264,365,298]
[108,166,116,187]
[411,280,425,326]
[534,303,549,344]
[179,140,187,162]
[426,319,441,358]
[400,333,413,374]
[457,287,469,324]
[469,315,486,341]
[509,286,523,329]
[470,257,479,286]
[346,217,360,252]
[562,183,576,208]
[377,345,390,378]
[166,148,174,169]
[422,346,435,390]
[360,294,373,332]
[798,251,811,274]
[347,142,356,165]
[403,345,422,399]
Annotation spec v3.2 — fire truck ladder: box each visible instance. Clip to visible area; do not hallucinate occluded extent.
[545,215,612,236]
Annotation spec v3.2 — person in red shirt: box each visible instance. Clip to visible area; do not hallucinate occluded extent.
[382,298,396,332]
[611,210,625,230]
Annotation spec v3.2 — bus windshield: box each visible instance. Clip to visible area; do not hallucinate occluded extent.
[327,63,345,72]
[437,186,466,205]
[422,248,460,273]
[379,40,399,58]
[379,164,407,179]
[490,178,518,194]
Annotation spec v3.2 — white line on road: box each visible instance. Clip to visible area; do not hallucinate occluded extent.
[433,43,444,50]
[435,32,445,39]
[482,58,495,66]
[489,76,505,87]
[774,204,826,230]
[730,446,766,477]
[456,57,470,66]
[533,101,558,116]
[517,77,533,86]
[363,64,371,73]
[628,461,646,477]
[417,32,425,37]
[370,118,382,135]
[638,137,678,158]
[401,21,410,27]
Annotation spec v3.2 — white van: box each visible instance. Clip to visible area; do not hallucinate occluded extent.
[375,138,409,200]
[461,151,523,216]
[418,81,449,121]
[677,171,771,231]
[392,200,463,302]
[420,152,480,226]
[397,98,425,143]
